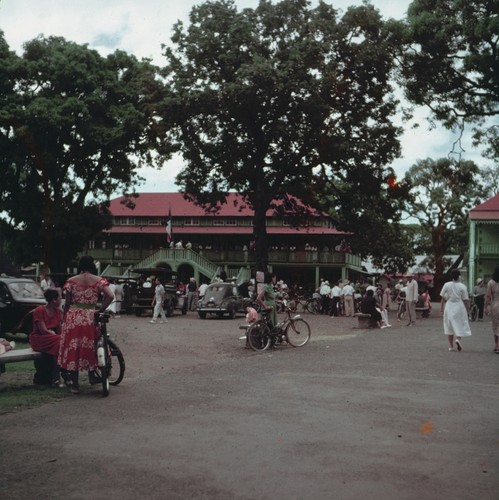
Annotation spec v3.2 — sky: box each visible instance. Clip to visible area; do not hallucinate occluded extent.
[0,0,488,193]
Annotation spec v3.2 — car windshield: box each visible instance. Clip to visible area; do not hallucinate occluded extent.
[206,285,234,300]
[7,281,44,299]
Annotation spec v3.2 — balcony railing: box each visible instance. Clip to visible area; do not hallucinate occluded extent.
[478,243,499,255]
[85,247,362,268]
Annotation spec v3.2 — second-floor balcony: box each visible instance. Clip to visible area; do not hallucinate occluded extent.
[85,247,362,268]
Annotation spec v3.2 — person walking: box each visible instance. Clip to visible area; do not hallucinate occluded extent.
[150,277,168,323]
[58,256,114,394]
[485,266,499,353]
[405,274,418,326]
[473,278,486,321]
[440,269,472,351]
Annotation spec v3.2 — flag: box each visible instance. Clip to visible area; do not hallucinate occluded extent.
[166,207,172,244]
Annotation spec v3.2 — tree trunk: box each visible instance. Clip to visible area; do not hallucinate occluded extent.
[252,195,269,273]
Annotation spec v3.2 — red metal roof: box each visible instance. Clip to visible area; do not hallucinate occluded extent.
[469,194,499,220]
[111,193,259,217]
[109,192,324,218]
[107,192,345,235]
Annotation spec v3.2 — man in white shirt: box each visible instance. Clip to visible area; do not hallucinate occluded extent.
[405,274,419,326]
[150,278,167,323]
[198,281,209,300]
[330,281,342,316]
[341,281,355,317]
[40,273,55,291]
[319,280,331,315]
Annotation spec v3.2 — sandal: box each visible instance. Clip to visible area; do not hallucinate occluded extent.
[456,340,462,351]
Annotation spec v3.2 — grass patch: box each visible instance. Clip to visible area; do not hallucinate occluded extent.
[0,362,71,414]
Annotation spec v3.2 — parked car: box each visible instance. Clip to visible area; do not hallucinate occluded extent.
[127,268,187,317]
[0,276,46,334]
[197,282,248,319]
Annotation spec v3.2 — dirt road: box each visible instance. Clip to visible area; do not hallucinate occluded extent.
[1,309,498,499]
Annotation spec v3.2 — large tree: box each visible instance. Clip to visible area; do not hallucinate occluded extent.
[158,0,406,271]
[0,35,161,272]
[403,157,487,294]
[402,0,498,161]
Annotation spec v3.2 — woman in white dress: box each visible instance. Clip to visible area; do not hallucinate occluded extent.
[440,269,472,351]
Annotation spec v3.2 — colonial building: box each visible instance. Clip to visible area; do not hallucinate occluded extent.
[468,193,499,287]
[84,193,365,291]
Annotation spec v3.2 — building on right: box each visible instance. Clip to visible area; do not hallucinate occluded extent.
[468,193,499,288]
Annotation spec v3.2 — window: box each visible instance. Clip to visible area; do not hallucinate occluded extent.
[117,217,135,225]
[185,217,200,226]
[225,218,237,226]
[148,218,160,225]
[213,218,225,226]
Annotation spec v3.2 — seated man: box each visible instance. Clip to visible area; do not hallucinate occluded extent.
[360,289,382,328]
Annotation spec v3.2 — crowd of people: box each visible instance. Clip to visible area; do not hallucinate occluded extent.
[25,261,499,392]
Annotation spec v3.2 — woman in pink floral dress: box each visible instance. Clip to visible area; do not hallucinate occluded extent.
[58,256,113,393]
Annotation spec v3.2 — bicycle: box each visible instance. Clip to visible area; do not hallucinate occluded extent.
[469,295,479,322]
[244,302,311,352]
[396,298,406,321]
[94,311,126,396]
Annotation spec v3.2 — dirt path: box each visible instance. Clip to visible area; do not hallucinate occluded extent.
[1,309,498,499]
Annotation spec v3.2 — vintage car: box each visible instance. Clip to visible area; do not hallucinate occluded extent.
[0,277,46,334]
[197,282,248,319]
[127,268,187,317]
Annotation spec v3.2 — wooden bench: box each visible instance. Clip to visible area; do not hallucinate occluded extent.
[353,313,377,329]
[0,348,42,375]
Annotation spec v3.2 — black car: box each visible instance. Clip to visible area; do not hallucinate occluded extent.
[127,268,187,317]
[0,277,46,334]
[197,282,248,319]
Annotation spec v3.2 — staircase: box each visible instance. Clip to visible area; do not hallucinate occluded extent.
[130,248,220,281]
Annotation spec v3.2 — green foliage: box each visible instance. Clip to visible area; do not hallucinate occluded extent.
[158,0,407,270]
[403,157,487,290]
[0,34,163,272]
[402,0,498,159]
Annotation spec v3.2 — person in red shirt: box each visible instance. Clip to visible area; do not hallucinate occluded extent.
[30,288,63,386]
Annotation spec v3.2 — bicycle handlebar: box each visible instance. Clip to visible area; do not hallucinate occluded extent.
[94,311,110,323]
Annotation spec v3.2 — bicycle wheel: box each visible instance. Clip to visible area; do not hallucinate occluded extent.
[108,339,125,386]
[285,318,311,347]
[247,321,272,351]
[470,304,478,322]
[306,300,318,314]
[100,364,110,397]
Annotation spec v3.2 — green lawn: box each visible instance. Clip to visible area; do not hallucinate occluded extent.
[0,335,72,413]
